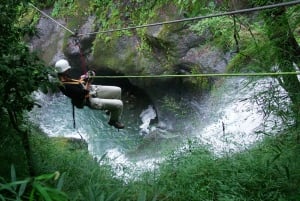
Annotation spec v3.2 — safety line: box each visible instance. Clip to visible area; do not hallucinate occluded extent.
[91,71,300,79]
[29,3,75,35]
[77,0,300,36]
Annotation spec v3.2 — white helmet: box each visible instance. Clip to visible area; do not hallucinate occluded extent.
[55,59,71,73]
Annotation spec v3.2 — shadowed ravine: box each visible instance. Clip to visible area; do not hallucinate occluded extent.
[29,77,285,180]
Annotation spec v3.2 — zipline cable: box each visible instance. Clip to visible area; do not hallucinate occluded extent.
[29,1,300,36]
[29,3,75,35]
[29,2,300,79]
[77,0,300,36]
[90,71,300,79]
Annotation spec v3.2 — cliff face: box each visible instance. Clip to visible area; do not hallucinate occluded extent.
[30,2,231,130]
[30,3,229,77]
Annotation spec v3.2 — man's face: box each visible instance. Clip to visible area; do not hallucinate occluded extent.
[64,69,71,76]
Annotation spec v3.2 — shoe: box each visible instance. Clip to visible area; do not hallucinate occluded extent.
[108,121,125,129]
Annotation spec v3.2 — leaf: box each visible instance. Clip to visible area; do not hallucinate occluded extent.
[56,172,65,191]
[33,182,52,201]
[11,165,16,183]
[0,180,28,192]
[29,188,36,201]
[283,165,290,180]
[0,194,6,201]
[88,186,96,201]
[98,152,108,162]
[271,153,281,163]
[105,190,120,201]
[35,172,55,181]
[0,183,15,194]
[137,191,147,201]
[18,180,28,197]
[42,187,68,201]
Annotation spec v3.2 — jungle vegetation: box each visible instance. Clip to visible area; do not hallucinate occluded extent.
[1,0,300,200]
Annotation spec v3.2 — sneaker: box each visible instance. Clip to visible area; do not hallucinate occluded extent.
[108,121,125,129]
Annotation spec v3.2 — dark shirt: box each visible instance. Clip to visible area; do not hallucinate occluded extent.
[59,79,89,108]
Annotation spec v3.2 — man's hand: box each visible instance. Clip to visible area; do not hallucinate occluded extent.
[87,70,96,77]
[80,70,96,82]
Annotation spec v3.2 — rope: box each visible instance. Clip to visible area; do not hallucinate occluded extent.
[75,39,88,74]
[72,103,76,129]
[29,1,300,36]
[77,0,300,36]
[29,3,75,35]
[28,2,300,79]
[90,71,300,79]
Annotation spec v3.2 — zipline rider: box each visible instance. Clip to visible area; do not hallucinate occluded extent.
[55,59,125,129]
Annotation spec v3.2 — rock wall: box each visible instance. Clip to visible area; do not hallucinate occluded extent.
[30,3,231,131]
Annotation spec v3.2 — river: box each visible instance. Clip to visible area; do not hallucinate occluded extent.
[29,77,286,180]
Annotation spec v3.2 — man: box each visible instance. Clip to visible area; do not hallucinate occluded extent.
[55,59,124,129]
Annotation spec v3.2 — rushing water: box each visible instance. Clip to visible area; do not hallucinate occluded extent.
[29,77,287,179]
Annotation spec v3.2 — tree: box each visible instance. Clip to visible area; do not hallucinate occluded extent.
[249,0,300,123]
[0,0,54,176]
[223,0,300,122]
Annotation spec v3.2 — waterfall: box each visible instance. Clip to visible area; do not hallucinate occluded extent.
[29,77,287,179]
[139,105,157,135]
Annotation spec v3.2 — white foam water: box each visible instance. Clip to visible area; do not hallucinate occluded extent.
[29,77,289,179]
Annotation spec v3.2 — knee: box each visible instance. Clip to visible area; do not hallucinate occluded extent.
[116,87,122,97]
[118,100,123,108]
[112,87,122,99]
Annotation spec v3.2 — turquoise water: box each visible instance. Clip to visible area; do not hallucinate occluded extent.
[29,92,147,152]
[29,91,178,179]
[29,78,286,179]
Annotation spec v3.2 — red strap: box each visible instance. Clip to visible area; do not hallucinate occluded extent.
[79,48,87,74]
[73,35,87,74]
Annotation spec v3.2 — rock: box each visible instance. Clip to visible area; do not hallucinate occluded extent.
[53,137,88,151]
[29,9,66,64]
[29,4,231,133]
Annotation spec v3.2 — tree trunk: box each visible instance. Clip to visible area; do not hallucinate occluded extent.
[8,110,35,177]
[262,6,300,123]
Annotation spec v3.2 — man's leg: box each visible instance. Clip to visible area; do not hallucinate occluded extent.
[91,85,122,99]
[88,97,124,129]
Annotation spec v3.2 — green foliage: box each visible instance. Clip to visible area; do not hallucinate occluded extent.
[227,36,275,73]
[0,165,67,201]
[151,130,300,200]
[51,0,78,17]
[0,117,29,179]
[0,0,54,125]
[31,0,57,9]
[287,5,300,32]
[190,16,235,50]
[89,0,165,46]
[2,1,300,200]
[159,96,189,118]
[187,66,212,90]
[29,128,123,199]
[175,0,216,17]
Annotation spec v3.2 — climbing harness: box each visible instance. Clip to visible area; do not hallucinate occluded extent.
[60,78,90,128]
[68,33,93,129]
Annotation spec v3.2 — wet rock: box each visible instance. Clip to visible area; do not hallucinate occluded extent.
[29,9,66,64]
[29,4,231,134]
[53,137,88,151]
